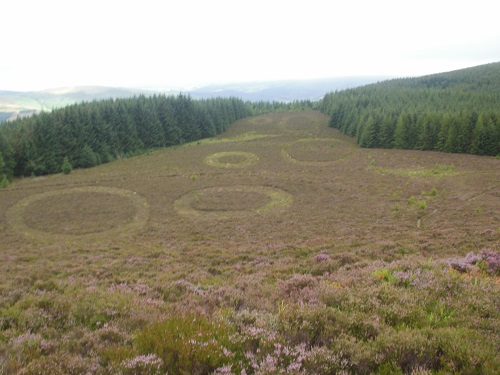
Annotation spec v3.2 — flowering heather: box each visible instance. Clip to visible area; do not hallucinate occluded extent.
[479,248,500,275]
[448,248,500,275]
[120,354,163,374]
[314,253,330,262]
[0,111,499,374]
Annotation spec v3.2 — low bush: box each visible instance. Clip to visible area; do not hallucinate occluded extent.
[134,314,235,374]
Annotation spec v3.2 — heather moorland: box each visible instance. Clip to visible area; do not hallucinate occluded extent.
[0,111,499,374]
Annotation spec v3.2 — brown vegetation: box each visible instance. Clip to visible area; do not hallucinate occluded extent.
[0,111,498,374]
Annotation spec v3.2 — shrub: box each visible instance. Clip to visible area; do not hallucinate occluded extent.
[373,329,441,373]
[448,249,500,275]
[478,248,500,275]
[120,354,163,375]
[0,174,8,188]
[421,187,439,197]
[407,196,426,210]
[134,314,234,374]
[277,274,319,304]
[372,269,397,284]
[20,353,100,375]
[61,156,73,174]
[9,333,43,363]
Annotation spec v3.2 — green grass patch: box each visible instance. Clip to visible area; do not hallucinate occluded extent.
[376,163,457,178]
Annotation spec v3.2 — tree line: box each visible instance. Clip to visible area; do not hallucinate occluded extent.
[317,62,500,156]
[0,94,252,180]
[0,94,314,185]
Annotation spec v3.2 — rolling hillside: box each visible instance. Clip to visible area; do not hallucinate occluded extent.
[0,63,499,373]
[0,111,498,373]
[0,86,158,122]
[319,62,500,155]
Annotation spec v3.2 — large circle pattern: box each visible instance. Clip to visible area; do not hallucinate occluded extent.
[204,151,259,168]
[6,186,149,243]
[282,138,355,165]
[174,185,293,219]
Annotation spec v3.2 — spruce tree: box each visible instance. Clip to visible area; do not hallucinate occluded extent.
[0,151,8,188]
[360,116,377,148]
[394,112,411,149]
[61,156,73,174]
[471,114,497,155]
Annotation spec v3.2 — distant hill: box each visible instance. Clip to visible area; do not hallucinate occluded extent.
[0,86,158,123]
[0,77,389,123]
[189,76,390,102]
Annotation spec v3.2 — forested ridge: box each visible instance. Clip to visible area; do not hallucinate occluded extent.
[317,62,500,155]
[0,95,307,185]
[1,62,499,188]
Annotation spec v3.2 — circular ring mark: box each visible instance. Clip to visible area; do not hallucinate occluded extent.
[282,138,355,165]
[174,185,293,219]
[204,152,259,168]
[6,186,149,243]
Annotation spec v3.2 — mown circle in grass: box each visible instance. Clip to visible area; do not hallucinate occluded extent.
[174,185,293,219]
[282,138,355,165]
[204,152,259,168]
[6,186,149,243]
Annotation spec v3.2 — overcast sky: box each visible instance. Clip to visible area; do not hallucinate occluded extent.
[2,0,499,91]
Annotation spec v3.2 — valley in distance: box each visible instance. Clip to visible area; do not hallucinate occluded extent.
[0,75,388,123]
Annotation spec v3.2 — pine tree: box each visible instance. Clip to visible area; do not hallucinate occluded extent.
[394,112,411,149]
[0,151,8,188]
[471,114,497,155]
[16,139,39,176]
[378,114,396,148]
[61,156,73,174]
[444,117,461,153]
[156,96,181,146]
[77,144,98,168]
[436,114,451,152]
[360,116,377,148]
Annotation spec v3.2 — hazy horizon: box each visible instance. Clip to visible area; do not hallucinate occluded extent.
[2,0,499,92]
[1,74,394,93]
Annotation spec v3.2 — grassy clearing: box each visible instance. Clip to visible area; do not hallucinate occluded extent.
[0,110,499,374]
